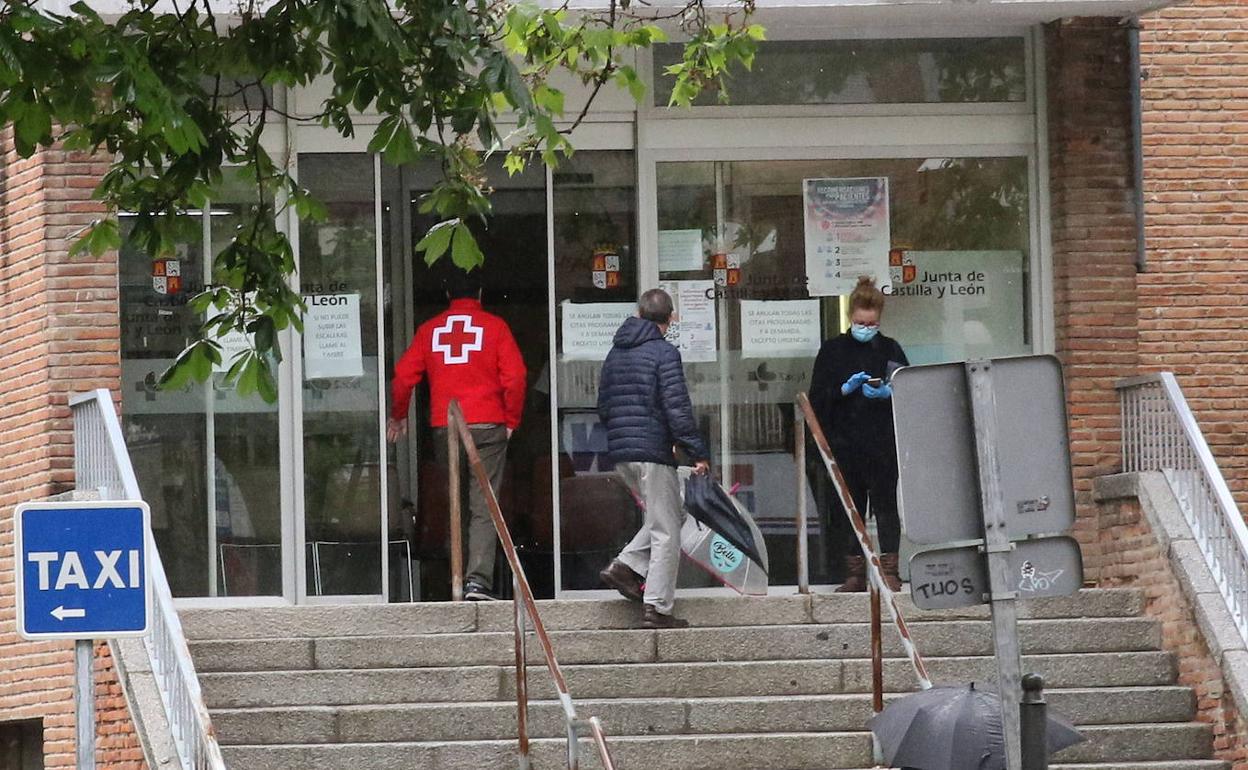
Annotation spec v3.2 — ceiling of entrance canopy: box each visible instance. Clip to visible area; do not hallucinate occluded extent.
[41,0,1177,27]
[558,0,1175,28]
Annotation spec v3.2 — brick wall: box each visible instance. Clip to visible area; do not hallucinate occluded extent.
[0,132,143,767]
[1097,493,1248,767]
[1140,0,1248,512]
[1045,19,1142,582]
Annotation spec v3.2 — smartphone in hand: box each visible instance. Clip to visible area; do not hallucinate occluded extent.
[866,377,884,388]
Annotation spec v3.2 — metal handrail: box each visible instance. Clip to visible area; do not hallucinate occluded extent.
[1116,372,1248,642]
[70,389,227,770]
[446,401,617,770]
[795,392,934,711]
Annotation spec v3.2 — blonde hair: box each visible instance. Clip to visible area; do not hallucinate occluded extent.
[848,276,885,314]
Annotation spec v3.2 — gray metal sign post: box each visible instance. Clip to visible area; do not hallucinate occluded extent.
[76,640,96,770]
[968,360,1023,770]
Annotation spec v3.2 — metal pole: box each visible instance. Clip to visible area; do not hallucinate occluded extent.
[1020,673,1049,770]
[514,573,530,770]
[869,584,885,764]
[448,408,464,602]
[967,361,1023,770]
[795,410,809,594]
[75,640,96,770]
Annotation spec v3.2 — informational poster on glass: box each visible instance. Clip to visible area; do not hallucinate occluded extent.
[885,250,1027,365]
[659,279,717,363]
[658,229,705,273]
[303,293,364,379]
[740,300,822,359]
[212,328,252,373]
[561,301,635,360]
[802,177,891,296]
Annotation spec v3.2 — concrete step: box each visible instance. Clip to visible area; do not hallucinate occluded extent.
[221,731,875,770]
[189,617,1161,673]
[209,686,1195,745]
[217,722,1213,770]
[180,589,1145,640]
[200,651,1176,708]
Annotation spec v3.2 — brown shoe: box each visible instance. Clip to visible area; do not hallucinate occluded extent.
[642,605,690,629]
[880,553,904,593]
[599,559,644,602]
[836,554,868,593]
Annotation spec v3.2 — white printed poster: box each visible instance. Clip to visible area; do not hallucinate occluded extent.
[885,250,1027,365]
[658,229,705,273]
[561,301,635,361]
[802,177,891,296]
[303,293,364,379]
[659,280,717,363]
[740,300,822,359]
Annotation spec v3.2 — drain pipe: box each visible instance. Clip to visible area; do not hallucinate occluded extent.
[1127,17,1147,273]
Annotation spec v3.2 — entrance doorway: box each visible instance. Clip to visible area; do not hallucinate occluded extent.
[382,160,555,600]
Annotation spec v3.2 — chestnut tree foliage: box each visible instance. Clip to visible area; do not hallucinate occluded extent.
[0,0,761,398]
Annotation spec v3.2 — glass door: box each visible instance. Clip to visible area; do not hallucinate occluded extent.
[653,156,1032,587]
[296,154,388,601]
[382,158,554,600]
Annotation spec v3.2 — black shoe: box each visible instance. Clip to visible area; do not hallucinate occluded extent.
[464,581,497,601]
[642,605,690,629]
[599,559,644,602]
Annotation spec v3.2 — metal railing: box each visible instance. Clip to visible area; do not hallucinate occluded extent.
[1117,373,1248,643]
[70,389,228,770]
[447,401,617,770]
[794,392,934,723]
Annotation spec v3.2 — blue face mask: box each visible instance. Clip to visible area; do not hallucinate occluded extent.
[851,323,878,343]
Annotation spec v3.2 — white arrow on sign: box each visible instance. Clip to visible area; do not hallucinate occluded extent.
[51,606,86,621]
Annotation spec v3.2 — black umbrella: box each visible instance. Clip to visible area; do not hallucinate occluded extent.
[868,683,1084,770]
[682,472,766,568]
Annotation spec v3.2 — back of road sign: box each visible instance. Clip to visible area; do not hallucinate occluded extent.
[15,502,151,640]
[893,355,1076,546]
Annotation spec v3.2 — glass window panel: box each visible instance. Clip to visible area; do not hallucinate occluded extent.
[653,38,1027,106]
[551,151,639,591]
[120,169,284,598]
[656,156,1031,587]
[299,153,385,597]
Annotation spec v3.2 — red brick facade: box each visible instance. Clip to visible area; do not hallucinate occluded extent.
[0,134,143,767]
[1097,493,1248,767]
[1045,18,1141,583]
[1140,0,1248,512]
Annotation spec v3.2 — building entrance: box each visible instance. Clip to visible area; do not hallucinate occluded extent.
[382,160,555,599]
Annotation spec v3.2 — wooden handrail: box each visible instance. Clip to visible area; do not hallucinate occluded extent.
[446,400,613,770]
[795,392,934,698]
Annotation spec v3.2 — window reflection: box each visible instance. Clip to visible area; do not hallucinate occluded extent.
[654,38,1027,106]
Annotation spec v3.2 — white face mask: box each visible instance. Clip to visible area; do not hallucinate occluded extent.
[851,323,878,343]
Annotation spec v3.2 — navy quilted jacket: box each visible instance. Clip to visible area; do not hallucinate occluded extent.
[597,317,709,466]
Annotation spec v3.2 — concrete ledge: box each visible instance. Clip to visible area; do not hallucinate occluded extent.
[1093,471,1248,741]
[112,638,180,768]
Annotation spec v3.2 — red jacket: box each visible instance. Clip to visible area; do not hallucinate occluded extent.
[391,299,527,429]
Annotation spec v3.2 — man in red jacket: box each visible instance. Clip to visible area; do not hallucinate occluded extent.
[387,269,527,601]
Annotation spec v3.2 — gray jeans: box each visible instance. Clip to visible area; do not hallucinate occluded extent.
[433,425,508,591]
[615,462,684,615]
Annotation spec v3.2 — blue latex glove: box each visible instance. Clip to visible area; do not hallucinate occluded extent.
[862,382,893,400]
[841,371,871,396]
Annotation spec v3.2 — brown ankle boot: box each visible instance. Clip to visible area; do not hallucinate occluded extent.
[880,553,903,592]
[836,554,868,593]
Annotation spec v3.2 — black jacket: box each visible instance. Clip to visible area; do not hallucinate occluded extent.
[809,331,909,459]
[597,317,709,466]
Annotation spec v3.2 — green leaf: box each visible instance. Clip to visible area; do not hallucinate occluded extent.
[450,223,485,271]
[415,218,457,265]
[70,219,121,258]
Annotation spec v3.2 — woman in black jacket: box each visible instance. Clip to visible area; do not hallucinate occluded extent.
[809,276,909,592]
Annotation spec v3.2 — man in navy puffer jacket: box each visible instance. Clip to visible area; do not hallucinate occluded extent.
[596,288,710,629]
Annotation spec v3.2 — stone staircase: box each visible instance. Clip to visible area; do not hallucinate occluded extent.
[180,589,1225,770]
